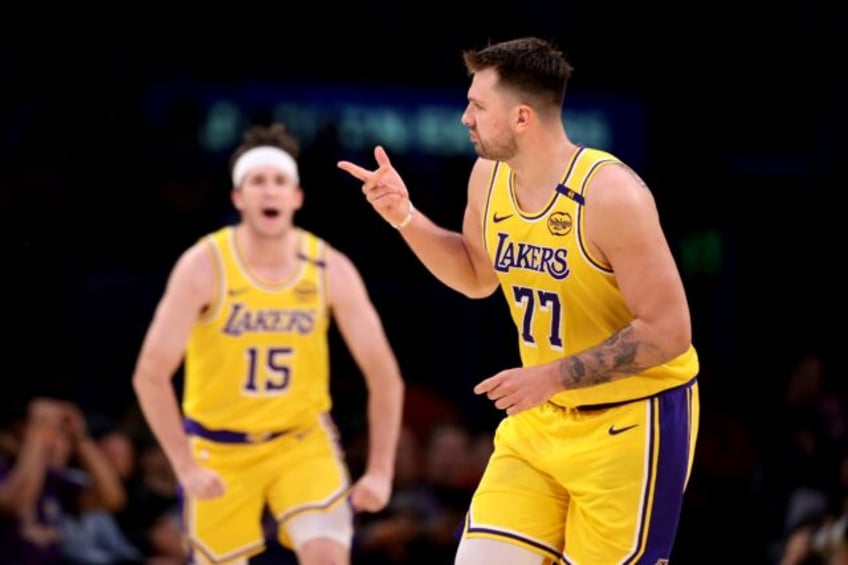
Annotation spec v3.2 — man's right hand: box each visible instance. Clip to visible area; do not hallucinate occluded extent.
[178,464,226,499]
[337,146,411,227]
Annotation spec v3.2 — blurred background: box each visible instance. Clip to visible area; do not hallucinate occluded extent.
[1,3,846,563]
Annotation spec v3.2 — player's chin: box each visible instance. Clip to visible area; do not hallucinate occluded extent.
[253,219,287,238]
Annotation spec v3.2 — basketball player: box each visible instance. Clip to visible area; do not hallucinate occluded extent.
[338,37,700,564]
[132,123,404,565]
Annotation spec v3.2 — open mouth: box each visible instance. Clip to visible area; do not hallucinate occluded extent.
[262,208,280,218]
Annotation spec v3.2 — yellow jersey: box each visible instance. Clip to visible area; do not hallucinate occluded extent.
[482,147,698,407]
[183,226,331,433]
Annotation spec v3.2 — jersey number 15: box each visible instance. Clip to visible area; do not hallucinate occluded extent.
[243,346,292,394]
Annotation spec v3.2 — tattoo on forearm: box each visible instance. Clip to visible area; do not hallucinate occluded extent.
[558,325,661,390]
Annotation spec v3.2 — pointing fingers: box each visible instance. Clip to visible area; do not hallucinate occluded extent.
[338,159,393,195]
[474,374,503,396]
[374,145,392,167]
[336,160,372,182]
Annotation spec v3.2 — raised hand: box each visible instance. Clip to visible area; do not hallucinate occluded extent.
[337,146,412,227]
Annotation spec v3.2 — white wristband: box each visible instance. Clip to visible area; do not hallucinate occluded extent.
[390,201,414,230]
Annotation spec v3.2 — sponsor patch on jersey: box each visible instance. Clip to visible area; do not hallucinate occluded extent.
[548,212,573,236]
[293,281,318,302]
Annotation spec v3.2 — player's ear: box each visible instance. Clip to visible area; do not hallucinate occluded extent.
[231,186,244,211]
[293,186,304,211]
[515,104,533,131]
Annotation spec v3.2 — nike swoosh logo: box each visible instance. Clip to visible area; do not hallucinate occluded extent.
[608,424,638,436]
[493,213,513,223]
[227,287,249,297]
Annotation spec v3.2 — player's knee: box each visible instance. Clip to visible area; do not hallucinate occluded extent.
[455,537,548,565]
[286,504,353,565]
[296,537,349,565]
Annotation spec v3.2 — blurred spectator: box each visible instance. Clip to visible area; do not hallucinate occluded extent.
[779,355,845,533]
[90,419,137,485]
[0,397,128,564]
[60,408,142,564]
[812,513,848,564]
[785,354,845,442]
[780,520,825,565]
[114,435,181,562]
[145,507,185,565]
[356,426,443,564]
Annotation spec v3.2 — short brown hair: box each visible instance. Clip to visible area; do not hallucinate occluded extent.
[462,37,574,111]
[229,122,301,174]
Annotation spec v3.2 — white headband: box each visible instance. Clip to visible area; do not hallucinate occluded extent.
[232,146,300,186]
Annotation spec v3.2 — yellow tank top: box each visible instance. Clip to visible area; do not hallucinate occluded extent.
[183,226,331,432]
[483,147,698,407]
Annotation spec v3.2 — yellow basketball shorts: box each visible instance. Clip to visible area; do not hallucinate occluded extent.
[181,412,351,563]
[462,379,699,564]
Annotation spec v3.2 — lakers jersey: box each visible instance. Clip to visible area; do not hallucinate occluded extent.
[183,226,331,433]
[483,147,698,407]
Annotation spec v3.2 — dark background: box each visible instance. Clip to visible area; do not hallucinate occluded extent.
[2,3,845,562]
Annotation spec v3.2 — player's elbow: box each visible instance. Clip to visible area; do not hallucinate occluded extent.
[382,371,405,399]
[131,356,171,393]
[658,317,692,361]
[131,363,153,392]
[666,334,692,361]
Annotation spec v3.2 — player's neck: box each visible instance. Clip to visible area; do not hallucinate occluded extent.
[234,224,300,276]
[510,132,578,197]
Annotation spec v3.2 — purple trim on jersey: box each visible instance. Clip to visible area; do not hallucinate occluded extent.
[317,239,330,319]
[512,147,586,221]
[575,158,617,273]
[550,377,698,412]
[465,524,564,563]
[176,484,193,563]
[555,183,586,205]
[184,417,294,444]
[453,516,464,542]
[464,509,565,562]
[561,144,586,188]
[482,161,502,257]
[275,484,351,524]
[623,380,694,563]
[297,251,326,268]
